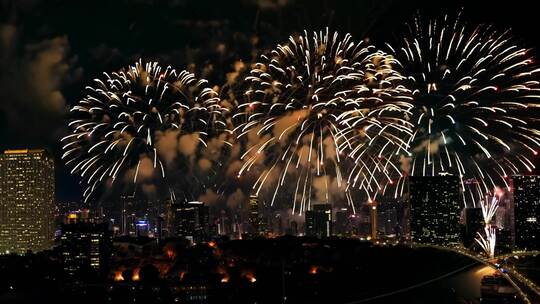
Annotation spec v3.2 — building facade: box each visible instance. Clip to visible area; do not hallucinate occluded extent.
[0,149,55,254]
[513,175,540,250]
[305,204,332,238]
[173,201,209,243]
[60,213,112,277]
[409,175,460,246]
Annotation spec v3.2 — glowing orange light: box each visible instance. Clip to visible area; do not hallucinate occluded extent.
[208,241,217,248]
[309,266,318,275]
[166,249,175,259]
[132,268,140,281]
[221,276,229,283]
[114,271,124,281]
[244,272,257,283]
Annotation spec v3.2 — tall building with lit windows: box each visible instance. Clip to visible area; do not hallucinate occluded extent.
[306,204,333,238]
[173,201,209,243]
[513,175,540,250]
[60,212,112,277]
[0,149,55,254]
[248,195,259,232]
[409,175,460,246]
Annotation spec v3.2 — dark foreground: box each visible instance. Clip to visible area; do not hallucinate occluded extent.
[0,237,510,304]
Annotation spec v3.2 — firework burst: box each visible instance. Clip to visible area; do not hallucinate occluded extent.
[234,29,412,213]
[475,194,500,257]
[383,13,540,205]
[62,61,229,202]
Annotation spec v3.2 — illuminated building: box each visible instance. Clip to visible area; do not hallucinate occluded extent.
[513,175,540,250]
[59,213,112,277]
[495,229,513,254]
[305,204,332,238]
[0,149,55,254]
[409,175,461,246]
[173,201,209,243]
[247,195,262,236]
[135,219,149,237]
[120,194,136,236]
[377,202,401,238]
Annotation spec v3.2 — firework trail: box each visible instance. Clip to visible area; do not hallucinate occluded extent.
[234,29,412,213]
[382,13,540,205]
[475,192,501,258]
[476,226,497,258]
[62,61,229,202]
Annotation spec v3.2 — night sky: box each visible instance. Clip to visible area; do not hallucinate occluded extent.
[1,0,538,203]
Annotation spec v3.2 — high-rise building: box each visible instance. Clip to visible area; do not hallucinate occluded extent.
[409,175,461,246]
[248,195,260,235]
[305,204,332,238]
[0,149,55,254]
[496,229,513,255]
[463,207,484,248]
[60,213,112,277]
[173,201,209,243]
[513,175,540,250]
[377,202,400,238]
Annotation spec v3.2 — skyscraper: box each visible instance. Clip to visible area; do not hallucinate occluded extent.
[409,175,460,246]
[173,201,209,243]
[248,194,260,235]
[305,204,332,238]
[60,213,112,277]
[513,175,540,250]
[377,202,400,238]
[0,149,55,254]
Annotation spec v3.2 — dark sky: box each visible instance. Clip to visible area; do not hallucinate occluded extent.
[1,0,538,203]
